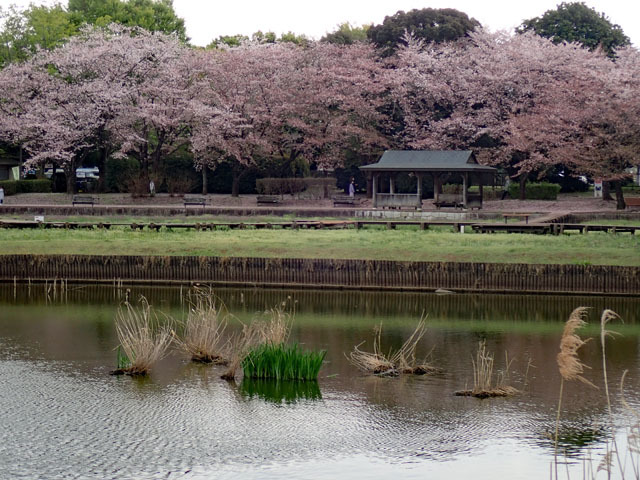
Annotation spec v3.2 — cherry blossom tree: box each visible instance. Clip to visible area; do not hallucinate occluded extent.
[392,30,623,199]
[191,41,388,196]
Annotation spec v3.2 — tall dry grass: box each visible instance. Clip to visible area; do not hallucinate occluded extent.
[455,341,518,398]
[554,307,596,479]
[113,297,173,376]
[174,289,229,364]
[348,318,438,376]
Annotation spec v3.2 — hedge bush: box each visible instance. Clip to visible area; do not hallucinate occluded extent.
[0,179,52,195]
[468,185,503,200]
[256,178,335,197]
[105,157,140,193]
[0,180,17,195]
[508,181,561,200]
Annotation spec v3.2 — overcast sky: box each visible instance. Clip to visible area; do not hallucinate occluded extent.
[2,0,639,47]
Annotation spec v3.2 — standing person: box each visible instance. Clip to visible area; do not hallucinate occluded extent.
[0,186,4,204]
[348,178,355,198]
[501,176,511,200]
[149,180,155,197]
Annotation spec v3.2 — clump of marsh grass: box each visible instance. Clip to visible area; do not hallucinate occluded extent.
[220,305,291,381]
[111,297,173,376]
[242,343,326,381]
[348,318,438,377]
[221,302,324,382]
[455,340,519,398]
[174,289,229,364]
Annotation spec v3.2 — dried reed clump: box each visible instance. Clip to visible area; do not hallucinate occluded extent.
[348,318,438,377]
[220,305,292,381]
[455,341,519,398]
[111,297,173,376]
[251,305,292,345]
[220,323,260,381]
[174,290,229,364]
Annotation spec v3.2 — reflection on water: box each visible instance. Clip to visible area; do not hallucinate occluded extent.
[240,379,322,403]
[0,284,639,479]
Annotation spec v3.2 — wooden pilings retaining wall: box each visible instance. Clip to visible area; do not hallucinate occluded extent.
[1,255,639,295]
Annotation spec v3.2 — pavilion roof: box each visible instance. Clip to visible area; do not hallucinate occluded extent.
[360,150,497,173]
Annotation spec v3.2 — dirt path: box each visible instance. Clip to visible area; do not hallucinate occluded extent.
[2,192,623,214]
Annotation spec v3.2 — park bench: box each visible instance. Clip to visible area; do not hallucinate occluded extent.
[72,195,98,207]
[183,195,209,208]
[332,195,357,207]
[502,213,534,224]
[256,195,281,205]
[625,197,640,209]
[434,194,463,209]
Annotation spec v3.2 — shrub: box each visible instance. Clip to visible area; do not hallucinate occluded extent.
[442,183,462,194]
[105,157,140,193]
[17,179,52,193]
[468,185,503,200]
[0,179,52,195]
[0,180,17,196]
[508,181,561,200]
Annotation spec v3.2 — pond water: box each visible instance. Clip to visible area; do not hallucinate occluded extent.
[1,285,639,479]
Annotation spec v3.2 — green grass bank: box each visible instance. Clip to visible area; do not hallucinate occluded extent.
[0,226,638,266]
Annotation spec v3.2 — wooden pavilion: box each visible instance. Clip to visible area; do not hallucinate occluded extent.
[360,150,497,210]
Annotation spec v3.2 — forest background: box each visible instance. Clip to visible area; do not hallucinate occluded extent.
[0,1,638,208]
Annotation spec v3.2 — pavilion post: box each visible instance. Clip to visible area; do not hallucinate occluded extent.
[434,174,441,203]
[463,172,468,208]
[372,174,378,208]
[416,173,423,209]
[389,175,395,194]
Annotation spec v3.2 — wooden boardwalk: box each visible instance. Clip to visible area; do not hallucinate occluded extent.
[0,218,638,234]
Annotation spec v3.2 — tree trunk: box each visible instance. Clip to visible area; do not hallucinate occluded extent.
[201,167,208,195]
[602,181,613,201]
[64,162,76,194]
[614,181,626,210]
[96,146,107,193]
[519,173,528,201]
[52,164,58,193]
[231,174,240,197]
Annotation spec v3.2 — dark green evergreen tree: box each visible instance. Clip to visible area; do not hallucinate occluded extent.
[518,2,629,57]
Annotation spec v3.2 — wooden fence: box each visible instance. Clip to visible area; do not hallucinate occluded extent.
[1,254,639,295]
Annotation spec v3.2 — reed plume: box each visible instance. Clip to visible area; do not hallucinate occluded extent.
[554,307,596,479]
[557,307,595,387]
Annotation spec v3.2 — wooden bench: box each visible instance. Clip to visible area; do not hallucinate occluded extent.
[72,195,98,207]
[625,197,640,209]
[434,194,463,209]
[333,195,357,207]
[183,195,209,208]
[256,195,281,205]
[502,213,534,224]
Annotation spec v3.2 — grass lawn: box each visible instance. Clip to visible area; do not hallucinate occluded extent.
[0,226,638,266]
